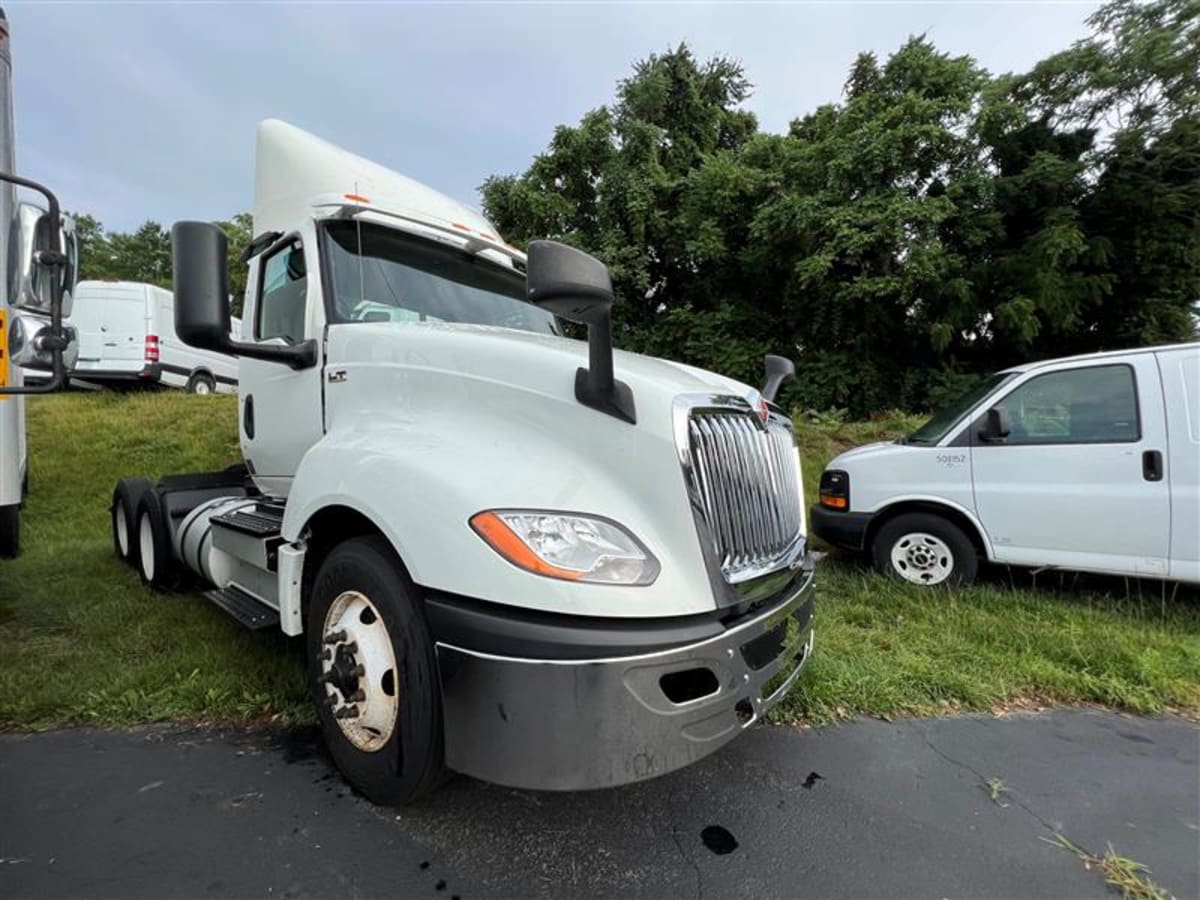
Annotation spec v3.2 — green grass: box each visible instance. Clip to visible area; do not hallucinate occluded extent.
[0,392,1197,730]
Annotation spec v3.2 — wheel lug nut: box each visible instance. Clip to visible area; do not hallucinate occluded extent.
[323,630,346,645]
[334,705,358,720]
[351,690,366,703]
[353,665,365,677]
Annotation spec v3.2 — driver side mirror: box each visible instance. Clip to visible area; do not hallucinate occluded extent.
[15,202,77,317]
[980,404,1011,443]
[172,221,316,369]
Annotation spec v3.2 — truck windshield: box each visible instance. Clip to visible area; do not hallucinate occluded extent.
[322,220,560,336]
[906,372,1017,445]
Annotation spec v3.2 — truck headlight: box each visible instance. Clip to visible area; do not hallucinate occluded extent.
[470,510,660,585]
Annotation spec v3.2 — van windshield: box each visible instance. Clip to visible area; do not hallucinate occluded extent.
[322,220,560,336]
[906,372,1017,445]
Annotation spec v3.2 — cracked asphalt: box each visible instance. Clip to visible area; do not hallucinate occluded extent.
[1,710,1196,899]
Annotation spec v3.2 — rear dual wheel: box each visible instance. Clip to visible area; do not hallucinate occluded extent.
[112,478,152,565]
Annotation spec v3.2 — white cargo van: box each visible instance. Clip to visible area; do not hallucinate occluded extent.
[812,343,1200,587]
[70,280,239,393]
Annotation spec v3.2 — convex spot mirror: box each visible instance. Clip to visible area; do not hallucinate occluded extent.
[526,240,614,324]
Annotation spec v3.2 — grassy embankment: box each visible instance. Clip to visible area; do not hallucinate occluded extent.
[1,392,1196,729]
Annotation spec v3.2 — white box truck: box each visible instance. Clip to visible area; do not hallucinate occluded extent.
[812,343,1200,587]
[0,6,79,557]
[69,280,239,393]
[109,120,815,803]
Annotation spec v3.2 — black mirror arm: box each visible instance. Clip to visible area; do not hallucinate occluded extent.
[227,338,318,370]
[762,354,796,403]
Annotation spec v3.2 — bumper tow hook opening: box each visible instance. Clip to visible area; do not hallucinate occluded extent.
[660,667,720,704]
[734,698,754,724]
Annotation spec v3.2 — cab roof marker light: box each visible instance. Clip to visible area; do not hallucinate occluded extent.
[343,192,370,203]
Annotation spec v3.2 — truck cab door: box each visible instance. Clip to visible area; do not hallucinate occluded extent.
[970,356,1170,577]
[239,234,324,497]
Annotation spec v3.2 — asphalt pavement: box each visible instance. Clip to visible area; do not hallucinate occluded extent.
[1,710,1196,899]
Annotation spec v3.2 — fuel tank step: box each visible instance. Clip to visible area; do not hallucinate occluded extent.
[203,585,280,631]
[210,503,283,538]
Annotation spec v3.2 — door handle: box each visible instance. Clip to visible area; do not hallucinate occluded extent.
[1142,450,1163,482]
[243,394,255,440]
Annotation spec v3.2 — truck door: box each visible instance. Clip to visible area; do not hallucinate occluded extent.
[970,356,1170,577]
[239,234,324,496]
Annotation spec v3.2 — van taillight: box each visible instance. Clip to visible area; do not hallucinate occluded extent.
[819,470,850,511]
[145,334,160,363]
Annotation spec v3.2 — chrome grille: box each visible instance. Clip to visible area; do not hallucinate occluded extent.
[685,409,803,582]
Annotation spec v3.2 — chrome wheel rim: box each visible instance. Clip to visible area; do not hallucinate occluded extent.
[139,513,155,581]
[320,591,398,752]
[115,500,129,557]
[194,380,212,395]
[890,532,953,585]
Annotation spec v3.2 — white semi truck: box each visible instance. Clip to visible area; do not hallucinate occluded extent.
[111,120,815,802]
[0,6,80,557]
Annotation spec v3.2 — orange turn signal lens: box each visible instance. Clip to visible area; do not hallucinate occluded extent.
[819,494,848,510]
[469,511,583,581]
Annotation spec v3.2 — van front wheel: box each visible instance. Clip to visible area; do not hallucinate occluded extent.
[872,513,977,587]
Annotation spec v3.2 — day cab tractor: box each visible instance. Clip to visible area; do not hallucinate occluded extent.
[111,120,815,802]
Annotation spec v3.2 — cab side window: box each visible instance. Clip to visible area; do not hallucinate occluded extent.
[998,364,1139,444]
[256,240,307,343]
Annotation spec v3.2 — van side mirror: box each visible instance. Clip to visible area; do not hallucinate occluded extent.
[171,221,316,369]
[526,240,635,423]
[980,404,1011,443]
[762,354,795,403]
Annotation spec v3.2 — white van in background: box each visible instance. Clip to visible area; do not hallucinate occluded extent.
[66,281,239,393]
[812,342,1200,588]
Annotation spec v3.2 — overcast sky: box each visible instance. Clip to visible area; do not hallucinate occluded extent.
[10,1,1099,233]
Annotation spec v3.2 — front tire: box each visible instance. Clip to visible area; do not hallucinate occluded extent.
[872,512,978,587]
[307,535,446,805]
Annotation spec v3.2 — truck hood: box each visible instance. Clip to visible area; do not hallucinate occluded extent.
[327,321,756,414]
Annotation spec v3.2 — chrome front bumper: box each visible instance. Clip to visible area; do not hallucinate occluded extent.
[434,567,814,791]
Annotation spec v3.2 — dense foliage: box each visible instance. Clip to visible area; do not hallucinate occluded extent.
[72,212,253,315]
[70,0,1197,413]
[481,0,1198,413]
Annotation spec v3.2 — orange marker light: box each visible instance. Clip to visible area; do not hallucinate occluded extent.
[343,193,370,203]
[819,495,848,510]
[469,511,583,581]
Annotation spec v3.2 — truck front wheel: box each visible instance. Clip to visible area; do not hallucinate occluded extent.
[306,535,446,805]
[872,512,978,587]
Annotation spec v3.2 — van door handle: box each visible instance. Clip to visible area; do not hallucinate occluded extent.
[1142,450,1163,482]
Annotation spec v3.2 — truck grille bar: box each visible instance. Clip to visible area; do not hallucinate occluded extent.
[684,408,804,582]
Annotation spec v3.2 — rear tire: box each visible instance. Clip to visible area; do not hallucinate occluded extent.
[135,491,177,590]
[186,371,215,395]
[872,512,978,587]
[0,504,19,559]
[112,478,152,566]
[306,535,446,805]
